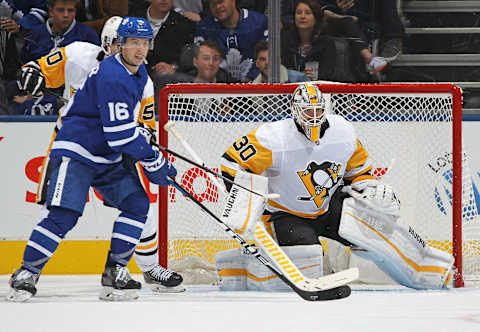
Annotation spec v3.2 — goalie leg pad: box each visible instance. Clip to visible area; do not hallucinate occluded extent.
[215,245,323,291]
[339,197,453,289]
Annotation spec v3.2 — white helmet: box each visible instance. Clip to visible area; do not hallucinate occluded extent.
[101,16,123,55]
[291,83,331,143]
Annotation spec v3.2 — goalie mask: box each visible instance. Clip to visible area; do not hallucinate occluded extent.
[291,83,331,143]
[101,16,122,55]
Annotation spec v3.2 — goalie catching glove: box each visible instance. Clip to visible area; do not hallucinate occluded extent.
[342,178,400,217]
[16,63,45,98]
[140,150,177,186]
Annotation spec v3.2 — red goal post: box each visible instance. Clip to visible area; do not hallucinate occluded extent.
[158,83,477,288]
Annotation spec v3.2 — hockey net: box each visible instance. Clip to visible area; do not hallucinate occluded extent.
[158,83,480,287]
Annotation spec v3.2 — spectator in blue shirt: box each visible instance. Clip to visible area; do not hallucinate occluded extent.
[20,0,100,64]
[195,0,268,82]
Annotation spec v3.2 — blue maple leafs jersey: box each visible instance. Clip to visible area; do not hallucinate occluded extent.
[195,8,268,80]
[21,19,100,64]
[51,54,156,169]
[0,0,47,29]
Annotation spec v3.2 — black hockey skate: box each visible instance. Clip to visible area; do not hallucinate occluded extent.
[6,268,40,302]
[99,262,141,301]
[143,265,185,293]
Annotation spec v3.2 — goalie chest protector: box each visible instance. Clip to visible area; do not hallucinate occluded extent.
[223,115,370,217]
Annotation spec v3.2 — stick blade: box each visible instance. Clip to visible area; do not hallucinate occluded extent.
[290,267,357,301]
[295,285,351,301]
[303,267,359,291]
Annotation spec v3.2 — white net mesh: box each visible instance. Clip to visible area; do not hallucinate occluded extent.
[161,83,480,286]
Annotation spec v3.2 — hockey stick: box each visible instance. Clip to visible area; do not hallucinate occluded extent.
[167,176,355,301]
[164,120,239,197]
[42,89,69,103]
[151,141,278,200]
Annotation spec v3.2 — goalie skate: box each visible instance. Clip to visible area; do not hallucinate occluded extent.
[6,268,39,302]
[99,263,141,301]
[143,265,185,293]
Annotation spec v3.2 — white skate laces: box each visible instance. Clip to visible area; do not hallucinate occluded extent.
[115,265,130,284]
[148,265,173,281]
[143,265,185,292]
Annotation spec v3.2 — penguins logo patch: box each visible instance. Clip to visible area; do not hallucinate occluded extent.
[297,161,342,208]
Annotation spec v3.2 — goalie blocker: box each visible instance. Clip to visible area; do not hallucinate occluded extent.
[218,173,453,290]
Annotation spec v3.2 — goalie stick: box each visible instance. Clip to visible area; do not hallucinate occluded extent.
[165,120,251,198]
[167,176,355,301]
[151,140,278,200]
[44,90,68,103]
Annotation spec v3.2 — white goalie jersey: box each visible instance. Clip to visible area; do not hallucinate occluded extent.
[220,115,374,218]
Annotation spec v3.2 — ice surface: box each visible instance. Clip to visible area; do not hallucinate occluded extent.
[1,275,480,332]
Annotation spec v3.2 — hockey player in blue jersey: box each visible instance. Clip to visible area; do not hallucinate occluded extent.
[7,17,176,302]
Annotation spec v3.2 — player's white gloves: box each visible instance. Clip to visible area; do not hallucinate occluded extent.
[16,63,45,98]
[140,150,177,186]
[343,178,400,217]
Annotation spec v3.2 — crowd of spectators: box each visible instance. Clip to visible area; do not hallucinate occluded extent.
[0,0,404,116]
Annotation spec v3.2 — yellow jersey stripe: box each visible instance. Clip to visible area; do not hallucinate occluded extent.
[35,127,59,202]
[351,174,376,183]
[37,48,67,89]
[225,128,273,175]
[346,140,369,171]
[138,95,155,130]
[267,199,326,219]
[220,164,237,179]
[344,167,374,181]
[136,240,158,251]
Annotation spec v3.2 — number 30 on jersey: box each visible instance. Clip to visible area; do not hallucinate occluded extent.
[233,136,257,161]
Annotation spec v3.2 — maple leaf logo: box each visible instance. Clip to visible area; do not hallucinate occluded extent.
[0,1,24,21]
[221,49,252,81]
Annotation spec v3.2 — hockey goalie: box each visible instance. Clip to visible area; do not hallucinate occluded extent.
[216,82,453,291]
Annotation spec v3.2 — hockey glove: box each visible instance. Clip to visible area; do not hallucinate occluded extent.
[140,150,177,186]
[16,65,45,98]
[343,178,400,217]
